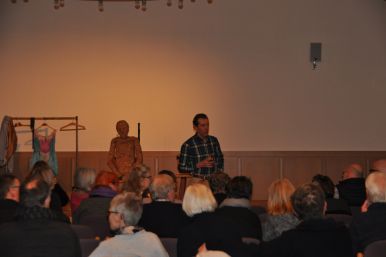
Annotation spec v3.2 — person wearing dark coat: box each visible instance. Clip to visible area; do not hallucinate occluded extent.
[0,174,20,224]
[350,171,386,254]
[215,176,262,239]
[336,163,366,206]
[0,179,81,257]
[138,174,190,237]
[256,183,353,257]
[208,171,230,206]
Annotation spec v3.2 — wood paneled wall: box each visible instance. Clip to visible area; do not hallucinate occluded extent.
[11,151,386,200]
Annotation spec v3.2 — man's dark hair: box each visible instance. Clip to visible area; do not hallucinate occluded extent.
[291,183,325,220]
[193,113,208,127]
[0,174,17,199]
[227,176,253,200]
[312,174,335,199]
[158,170,177,184]
[20,179,51,208]
[209,172,231,194]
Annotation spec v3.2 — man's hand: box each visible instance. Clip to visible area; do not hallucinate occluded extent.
[196,158,214,168]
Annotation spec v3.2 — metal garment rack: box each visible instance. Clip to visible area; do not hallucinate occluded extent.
[11,116,80,170]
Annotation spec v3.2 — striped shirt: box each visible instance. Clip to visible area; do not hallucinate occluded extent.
[178,134,224,176]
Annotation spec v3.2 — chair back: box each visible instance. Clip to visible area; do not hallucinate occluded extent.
[79,215,111,240]
[325,214,353,228]
[364,240,386,257]
[80,238,100,257]
[71,224,97,239]
[160,237,177,257]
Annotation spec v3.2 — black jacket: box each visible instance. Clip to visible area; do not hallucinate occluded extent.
[336,178,366,206]
[0,199,19,224]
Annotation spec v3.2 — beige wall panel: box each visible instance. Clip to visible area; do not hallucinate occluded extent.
[223,156,240,178]
[282,157,323,187]
[241,157,281,200]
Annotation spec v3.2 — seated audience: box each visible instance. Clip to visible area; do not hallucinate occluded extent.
[0,179,81,257]
[216,176,262,239]
[71,167,96,214]
[350,171,386,254]
[0,174,20,224]
[138,174,190,237]
[258,183,353,257]
[159,169,177,185]
[178,183,247,257]
[336,163,366,206]
[312,174,351,215]
[122,164,152,200]
[209,171,230,205]
[262,178,299,241]
[89,192,168,257]
[72,170,118,224]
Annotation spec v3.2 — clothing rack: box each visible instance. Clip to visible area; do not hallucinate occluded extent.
[11,116,80,171]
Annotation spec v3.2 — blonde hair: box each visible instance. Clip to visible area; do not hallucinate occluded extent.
[366,171,386,203]
[267,178,295,215]
[182,183,217,217]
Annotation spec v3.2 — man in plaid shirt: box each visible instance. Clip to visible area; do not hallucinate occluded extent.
[178,113,224,178]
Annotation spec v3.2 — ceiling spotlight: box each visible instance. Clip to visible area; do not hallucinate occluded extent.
[134,0,140,9]
[54,0,60,9]
[11,0,17,3]
[191,0,195,2]
[178,0,183,9]
[166,0,172,7]
[59,0,64,7]
[207,0,213,3]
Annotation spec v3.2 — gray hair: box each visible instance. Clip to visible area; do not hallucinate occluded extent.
[150,174,175,200]
[366,171,386,203]
[110,192,143,227]
[74,167,96,192]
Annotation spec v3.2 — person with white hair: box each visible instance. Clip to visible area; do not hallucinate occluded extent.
[350,171,386,255]
[89,192,168,257]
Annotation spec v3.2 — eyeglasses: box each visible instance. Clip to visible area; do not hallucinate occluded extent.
[142,175,152,179]
[108,210,120,215]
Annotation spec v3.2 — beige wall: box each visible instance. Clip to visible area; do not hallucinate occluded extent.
[1,0,386,152]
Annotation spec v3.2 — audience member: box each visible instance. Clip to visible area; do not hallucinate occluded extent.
[258,183,353,257]
[0,179,81,257]
[122,164,152,200]
[312,174,351,215]
[27,160,68,211]
[72,170,118,224]
[216,176,262,239]
[350,171,386,254]
[89,192,168,257]
[336,163,366,206]
[159,169,177,184]
[138,174,190,237]
[371,159,386,173]
[178,183,247,257]
[262,178,299,241]
[0,174,20,224]
[209,171,230,205]
[71,167,96,214]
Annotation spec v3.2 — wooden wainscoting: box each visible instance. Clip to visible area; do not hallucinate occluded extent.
[11,151,386,201]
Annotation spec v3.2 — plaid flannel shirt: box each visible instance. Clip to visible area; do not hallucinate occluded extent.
[178,134,224,176]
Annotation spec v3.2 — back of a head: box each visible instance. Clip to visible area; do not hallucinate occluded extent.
[226,176,252,200]
[94,170,118,188]
[365,171,386,204]
[158,170,177,184]
[312,174,335,199]
[343,163,363,179]
[209,172,230,194]
[110,192,143,227]
[150,174,175,200]
[182,183,217,217]
[291,183,325,221]
[74,167,97,192]
[27,161,55,189]
[0,174,18,200]
[267,178,295,215]
[371,159,386,173]
[122,165,151,193]
[21,179,51,208]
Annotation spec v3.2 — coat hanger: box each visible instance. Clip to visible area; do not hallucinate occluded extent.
[60,122,86,131]
[36,122,56,131]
